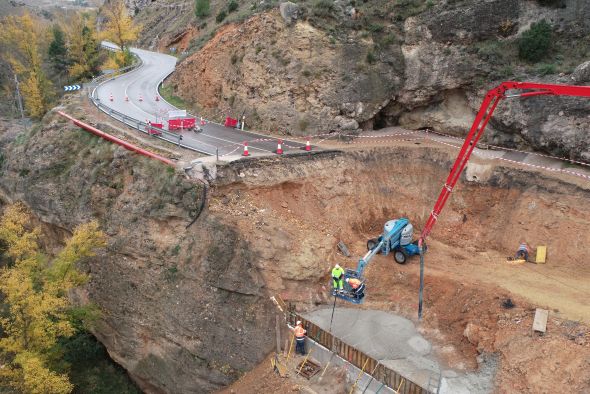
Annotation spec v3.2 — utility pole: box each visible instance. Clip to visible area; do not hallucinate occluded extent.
[13,72,27,132]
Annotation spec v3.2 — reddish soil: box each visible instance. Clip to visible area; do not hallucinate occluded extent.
[209,142,590,393]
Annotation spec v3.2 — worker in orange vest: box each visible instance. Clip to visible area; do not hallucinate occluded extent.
[293,321,307,355]
[345,277,365,299]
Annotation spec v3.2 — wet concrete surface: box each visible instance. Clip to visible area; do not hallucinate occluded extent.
[303,308,496,393]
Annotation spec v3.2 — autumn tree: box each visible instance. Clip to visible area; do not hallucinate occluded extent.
[101,0,141,67]
[0,203,107,393]
[0,13,53,119]
[66,14,102,81]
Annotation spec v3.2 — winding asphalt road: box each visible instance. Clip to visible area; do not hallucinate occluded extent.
[95,43,306,156]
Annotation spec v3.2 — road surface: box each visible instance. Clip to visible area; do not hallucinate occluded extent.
[95,44,306,156]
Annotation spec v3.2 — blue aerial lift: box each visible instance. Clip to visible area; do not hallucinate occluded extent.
[332,218,424,304]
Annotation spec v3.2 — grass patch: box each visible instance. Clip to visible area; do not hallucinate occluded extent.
[159,84,187,109]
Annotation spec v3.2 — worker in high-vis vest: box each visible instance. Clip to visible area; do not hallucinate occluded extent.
[331,264,344,290]
[293,321,307,355]
[346,277,361,289]
[346,277,365,299]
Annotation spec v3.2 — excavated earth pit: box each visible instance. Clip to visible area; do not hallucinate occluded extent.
[209,141,590,393]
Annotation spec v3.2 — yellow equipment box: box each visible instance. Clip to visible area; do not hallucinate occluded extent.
[535,245,547,264]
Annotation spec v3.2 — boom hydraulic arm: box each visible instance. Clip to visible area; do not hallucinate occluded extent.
[416,81,590,318]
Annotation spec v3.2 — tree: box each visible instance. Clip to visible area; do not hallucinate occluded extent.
[48,25,68,75]
[0,203,107,393]
[0,13,53,119]
[195,0,211,17]
[101,0,141,51]
[66,14,102,80]
[518,20,552,62]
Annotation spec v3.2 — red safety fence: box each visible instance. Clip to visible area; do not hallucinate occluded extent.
[224,117,238,128]
[168,117,196,131]
[146,122,163,135]
[57,111,175,167]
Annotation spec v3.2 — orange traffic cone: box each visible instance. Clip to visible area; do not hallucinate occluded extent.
[305,137,311,151]
[276,139,283,155]
[242,142,249,156]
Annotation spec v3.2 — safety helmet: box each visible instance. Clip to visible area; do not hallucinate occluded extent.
[335,264,340,269]
[345,278,350,282]
[296,321,302,325]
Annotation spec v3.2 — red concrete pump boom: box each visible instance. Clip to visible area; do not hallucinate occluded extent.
[416,81,590,319]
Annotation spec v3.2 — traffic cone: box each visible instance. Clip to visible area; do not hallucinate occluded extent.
[242,142,249,156]
[109,93,113,101]
[305,137,311,151]
[139,94,143,102]
[276,139,283,155]
[125,95,129,102]
[200,116,206,126]
[155,95,159,101]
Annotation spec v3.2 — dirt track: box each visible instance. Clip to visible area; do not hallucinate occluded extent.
[210,142,590,393]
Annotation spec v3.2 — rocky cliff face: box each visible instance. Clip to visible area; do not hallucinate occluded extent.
[0,110,276,393]
[163,0,590,161]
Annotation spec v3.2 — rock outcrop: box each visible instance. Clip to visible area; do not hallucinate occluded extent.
[0,111,276,393]
[165,0,590,161]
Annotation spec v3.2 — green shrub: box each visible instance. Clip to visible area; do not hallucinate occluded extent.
[518,20,552,62]
[228,0,239,13]
[216,10,227,23]
[367,23,384,33]
[313,0,334,18]
[366,50,376,64]
[195,0,210,17]
[536,63,556,75]
[536,0,566,8]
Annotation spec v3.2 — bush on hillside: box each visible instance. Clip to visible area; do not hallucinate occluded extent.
[518,20,552,62]
[536,0,566,8]
[195,0,210,17]
[312,0,334,18]
[228,0,239,13]
[216,10,227,23]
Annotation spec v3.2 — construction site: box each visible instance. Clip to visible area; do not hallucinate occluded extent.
[206,130,590,393]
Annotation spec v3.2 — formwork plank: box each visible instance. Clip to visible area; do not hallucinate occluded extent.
[533,308,549,333]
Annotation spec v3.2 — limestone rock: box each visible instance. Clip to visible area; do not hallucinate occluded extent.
[572,61,590,84]
[279,2,300,25]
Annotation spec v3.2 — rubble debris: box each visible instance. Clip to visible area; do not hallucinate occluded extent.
[502,298,515,309]
[296,359,321,379]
